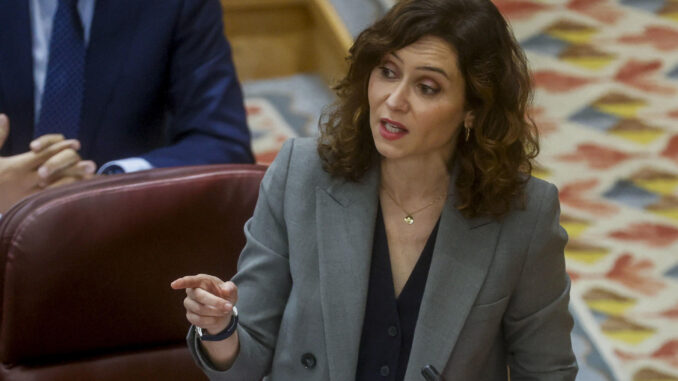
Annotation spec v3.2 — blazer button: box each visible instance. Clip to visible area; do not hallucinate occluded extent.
[301,353,316,369]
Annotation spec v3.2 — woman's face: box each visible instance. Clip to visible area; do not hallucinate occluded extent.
[367,36,470,164]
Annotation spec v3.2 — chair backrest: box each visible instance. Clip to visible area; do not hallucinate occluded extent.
[0,164,267,380]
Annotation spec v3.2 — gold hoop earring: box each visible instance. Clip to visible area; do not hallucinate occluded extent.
[465,126,471,142]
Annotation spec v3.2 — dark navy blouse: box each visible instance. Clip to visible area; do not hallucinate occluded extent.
[355,206,439,381]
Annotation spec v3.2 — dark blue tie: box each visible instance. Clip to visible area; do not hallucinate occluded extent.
[35,0,85,139]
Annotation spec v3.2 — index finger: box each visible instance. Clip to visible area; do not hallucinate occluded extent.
[29,134,70,153]
[10,139,79,170]
[171,276,205,290]
[171,274,223,291]
[25,139,81,168]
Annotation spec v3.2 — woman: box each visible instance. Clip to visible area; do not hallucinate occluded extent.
[171,0,578,379]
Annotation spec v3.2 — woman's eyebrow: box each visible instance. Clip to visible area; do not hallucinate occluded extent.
[389,52,451,80]
[390,52,450,79]
[416,66,449,79]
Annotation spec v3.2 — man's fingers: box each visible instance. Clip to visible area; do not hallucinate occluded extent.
[0,114,9,149]
[29,133,69,153]
[53,160,97,180]
[75,160,97,179]
[36,139,80,162]
[37,148,81,184]
[16,139,81,168]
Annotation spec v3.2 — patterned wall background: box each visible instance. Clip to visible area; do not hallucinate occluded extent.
[495,1,678,380]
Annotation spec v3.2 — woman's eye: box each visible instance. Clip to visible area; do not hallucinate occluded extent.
[379,66,396,79]
[419,84,439,95]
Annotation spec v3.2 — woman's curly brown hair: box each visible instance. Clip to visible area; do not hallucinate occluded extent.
[318,0,539,218]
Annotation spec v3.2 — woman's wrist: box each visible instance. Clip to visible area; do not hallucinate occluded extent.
[199,330,240,371]
[197,307,238,341]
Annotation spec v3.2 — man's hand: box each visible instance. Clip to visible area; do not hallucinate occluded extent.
[0,114,96,213]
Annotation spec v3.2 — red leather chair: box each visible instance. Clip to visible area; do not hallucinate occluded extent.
[0,164,267,380]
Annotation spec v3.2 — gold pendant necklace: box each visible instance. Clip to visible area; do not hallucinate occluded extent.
[382,186,447,225]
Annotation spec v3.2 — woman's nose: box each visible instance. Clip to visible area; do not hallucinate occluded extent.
[385,83,409,112]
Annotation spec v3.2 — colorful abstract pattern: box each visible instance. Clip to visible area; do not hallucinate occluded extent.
[522,19,617,70]
[243,74,333,164]
[245,97,300,164]
[495,0,678,379]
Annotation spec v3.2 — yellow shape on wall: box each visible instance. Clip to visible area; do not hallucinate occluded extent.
[662,12,678,22]
[636,179,678,195]
[561,221,589,239]
[603,330,654,345]
[610,130,664,145]
[549,30,596,44]
[586,300,636,316]
[562,57,615,70]
[595,103,646,118]
[602,316,655,345]
[651,209,678,223]
[565,248,609,264]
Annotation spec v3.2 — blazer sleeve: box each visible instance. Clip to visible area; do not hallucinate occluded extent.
[141,0,254,167]
[188,139,295,380]
[503,183,579,380]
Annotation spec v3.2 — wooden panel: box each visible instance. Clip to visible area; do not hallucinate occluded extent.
[222,0,313,79]
[224,5,313,79]
[221,0,351,82]
[308,0,352,86]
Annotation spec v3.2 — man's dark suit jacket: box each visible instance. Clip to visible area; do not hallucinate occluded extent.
[0,0,254,167]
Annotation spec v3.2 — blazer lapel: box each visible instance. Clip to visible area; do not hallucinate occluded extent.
[0,0,35,154]
[404,193,500,380]
[79,0,140,158]
[316,167,379,381]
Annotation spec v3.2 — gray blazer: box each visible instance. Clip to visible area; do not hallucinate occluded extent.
[188,137,578,380]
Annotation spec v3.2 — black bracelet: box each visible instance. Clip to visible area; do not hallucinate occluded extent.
[196,306,238,341]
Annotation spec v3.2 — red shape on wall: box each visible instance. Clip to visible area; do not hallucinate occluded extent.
[619,26,678,51]
[567,0,623,24]
[608,223,678,248]
[616,340,678,368]
[557,143,633,169]
[245,105,262,115]
[606,253,664,296]
[661,135,678,164]
[529,107,558,135]
[655,302,678,319]
[533,70,595,93]
[614,60,676,95]
[559,179,619,216]
[493,0,550,19]
[653,340,678,367]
